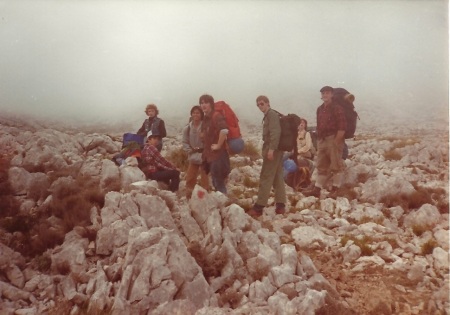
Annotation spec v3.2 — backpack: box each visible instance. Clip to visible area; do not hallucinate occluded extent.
[332,88,359,139]
[214,101,241,139]
[214,101,244,154]
[275,111,301,153]
[113,140,142,166]
[122,133,145,148]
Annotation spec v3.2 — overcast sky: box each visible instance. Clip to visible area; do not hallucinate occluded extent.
[0,0,448,125]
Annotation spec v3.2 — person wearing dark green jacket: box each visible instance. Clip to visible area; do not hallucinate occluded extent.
[248,95,286,218]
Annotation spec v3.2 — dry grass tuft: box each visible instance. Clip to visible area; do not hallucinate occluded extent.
[242,175,259,188]
[334,184,358,201]
[187,241,228,279]
[248,260,271,282]
[240,141,261,160]
[164,147,189,171]
[383,149,402,161]
[218,286,244,308]
[340,235,374,256]
[49,176,104,232]
[35,253,52,272]
[357,172,371,184]
[412,224,428,237]
[381,184,445,213]
[57,261,71,275]
[0,165,105,257]
[421,238,438,255]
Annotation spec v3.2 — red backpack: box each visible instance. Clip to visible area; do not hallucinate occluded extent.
[214,101,241,139]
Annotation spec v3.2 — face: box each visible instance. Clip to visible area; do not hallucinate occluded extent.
[200,101,212,114]
[191,109,203,122]
[146,109,156,117]
[256,100,270,113]
[298,121,306,130]
[148,137,160,146]
[321,91,333,104]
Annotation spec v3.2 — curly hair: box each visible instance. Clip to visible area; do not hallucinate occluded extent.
[145,104,159,115]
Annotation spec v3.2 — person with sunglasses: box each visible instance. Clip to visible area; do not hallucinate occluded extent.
[247,95,286,218]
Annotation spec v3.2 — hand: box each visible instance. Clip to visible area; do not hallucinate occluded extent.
[211,144,221,151]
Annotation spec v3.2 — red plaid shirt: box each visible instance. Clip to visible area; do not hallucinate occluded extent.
[316,103,347,139]
[141,144,176,174]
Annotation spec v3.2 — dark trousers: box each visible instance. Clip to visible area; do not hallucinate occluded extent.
[148,170,180,192]
[210,150,230,195]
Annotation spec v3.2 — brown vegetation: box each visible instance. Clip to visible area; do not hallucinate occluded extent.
[340,235,374,256]
[165,147,189,171]
[380,183,446,213]
[0,162,105,258]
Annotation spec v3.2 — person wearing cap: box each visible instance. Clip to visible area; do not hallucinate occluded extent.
[199,94,230,195]
[137,104,167,151]
[303,86,346,198]
[140,134,180,192]
[247,95,286,218]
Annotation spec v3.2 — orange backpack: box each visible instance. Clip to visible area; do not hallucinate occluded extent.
[214,101,241,139]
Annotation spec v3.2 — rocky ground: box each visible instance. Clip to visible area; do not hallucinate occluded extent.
[0,112,448,315]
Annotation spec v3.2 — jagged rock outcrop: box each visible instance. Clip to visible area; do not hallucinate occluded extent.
[0,116,448,314]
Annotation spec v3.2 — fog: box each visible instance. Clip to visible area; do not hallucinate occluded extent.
[0,0,448,127]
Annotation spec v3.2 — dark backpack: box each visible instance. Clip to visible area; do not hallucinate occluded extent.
[332,88,359,139]
[274,111,302,153]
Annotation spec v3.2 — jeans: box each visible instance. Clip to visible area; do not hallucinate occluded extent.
[209,150,230,195]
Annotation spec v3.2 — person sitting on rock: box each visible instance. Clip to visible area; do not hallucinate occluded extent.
[137,104,167,151]
[297,118,315,160]
[140,135,180,192]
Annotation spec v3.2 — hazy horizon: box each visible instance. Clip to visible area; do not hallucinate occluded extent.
[0,1,448,126]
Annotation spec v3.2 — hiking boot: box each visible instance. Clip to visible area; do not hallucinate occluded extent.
[327,186,339,199]
[302,186,321,198]
[275,202,286,215]
[248,204,264,218]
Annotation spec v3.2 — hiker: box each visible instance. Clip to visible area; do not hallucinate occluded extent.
[140,135,180,192]
[297,118,315,160]
[182,105,210,198]
[199,94,230,195]
[137,104,167,151]
[248,96,286,217]
[303,86,346,198]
